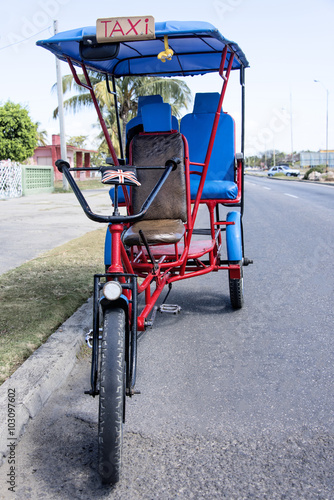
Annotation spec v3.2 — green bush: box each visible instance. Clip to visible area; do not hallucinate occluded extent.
[0,101,37,162]
[303,166,326,180]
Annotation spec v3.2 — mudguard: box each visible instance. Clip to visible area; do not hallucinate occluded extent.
[226,211,243,262]
[100,295,129,314]
[104,226,112,267]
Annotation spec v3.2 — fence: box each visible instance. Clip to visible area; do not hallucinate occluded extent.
[0,162,54,199]
[300,152,334,168]
[21,165,54,195]
[0,160,22,199]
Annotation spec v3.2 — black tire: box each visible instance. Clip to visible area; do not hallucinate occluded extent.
[98,307,126,485]
[229,266,244,309]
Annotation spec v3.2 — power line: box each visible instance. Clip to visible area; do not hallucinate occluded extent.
[0,26,52,52]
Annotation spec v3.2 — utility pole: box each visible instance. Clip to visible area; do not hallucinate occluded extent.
[54,20,68,190]
[314,80,329,173]
[290,91,294,164]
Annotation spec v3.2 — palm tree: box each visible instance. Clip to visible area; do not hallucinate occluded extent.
[53,72,192,154]
[35,122,48,146]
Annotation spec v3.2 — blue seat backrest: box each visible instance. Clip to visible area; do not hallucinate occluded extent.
[141,103,172,132]
[126,95,179,139]
[126,95,163,137]
[180,92,235,181]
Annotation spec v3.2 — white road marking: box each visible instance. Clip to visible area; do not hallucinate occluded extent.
[284,193,298,199]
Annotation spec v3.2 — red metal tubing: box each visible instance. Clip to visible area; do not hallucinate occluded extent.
[169,263,217,282]
[107,224,124,273]
[121,242,134,275]
[182,135,192,229]
[137,274,170,330]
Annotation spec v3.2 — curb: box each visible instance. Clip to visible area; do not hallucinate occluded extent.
[0,298,92,466]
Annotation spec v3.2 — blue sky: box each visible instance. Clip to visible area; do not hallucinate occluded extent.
[1,0,333,156]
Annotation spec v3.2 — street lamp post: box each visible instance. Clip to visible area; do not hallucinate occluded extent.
[314,80,329,172]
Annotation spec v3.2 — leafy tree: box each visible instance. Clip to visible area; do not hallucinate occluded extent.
[90,142,109,168]
[67,135,87,148]
[0,101,37,161]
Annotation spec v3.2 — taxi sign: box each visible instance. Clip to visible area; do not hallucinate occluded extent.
[96,16,155,43]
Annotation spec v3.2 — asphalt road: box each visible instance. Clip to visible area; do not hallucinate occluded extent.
[246,174,334,211]
[0,178,333,499]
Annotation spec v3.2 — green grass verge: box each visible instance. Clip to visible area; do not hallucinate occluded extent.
[269,173,298,179]
[54,179,104,193]
[0,228,105,384]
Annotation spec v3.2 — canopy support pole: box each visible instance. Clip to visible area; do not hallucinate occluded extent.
[240,65,246,216]
[190,46,234,226]
[112,75,125,162]
[67,58,119,167]
[105,74,125,162]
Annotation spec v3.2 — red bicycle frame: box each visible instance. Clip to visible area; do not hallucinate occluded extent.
[65,44,244,332]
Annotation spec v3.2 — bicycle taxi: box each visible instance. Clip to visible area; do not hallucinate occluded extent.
[37,17,251,484]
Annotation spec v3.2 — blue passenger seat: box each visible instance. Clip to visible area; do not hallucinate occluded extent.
[180,92,238,201]
[126,95,179,147]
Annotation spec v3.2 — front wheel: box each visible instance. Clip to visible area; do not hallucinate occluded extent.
[229,265,244,309]
[98,307,126,485]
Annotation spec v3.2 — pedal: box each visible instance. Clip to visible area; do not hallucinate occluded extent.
[158,304,182,314]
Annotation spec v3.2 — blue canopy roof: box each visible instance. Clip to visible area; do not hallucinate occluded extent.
[37,20,249,77]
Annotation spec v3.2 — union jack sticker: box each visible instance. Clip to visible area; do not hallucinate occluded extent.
[101,168,141,186]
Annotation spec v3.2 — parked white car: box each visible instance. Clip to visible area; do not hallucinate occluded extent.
[267,165,300,177]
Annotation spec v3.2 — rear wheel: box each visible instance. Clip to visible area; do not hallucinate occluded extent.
[229,265,244,309]
[98,307,126,485]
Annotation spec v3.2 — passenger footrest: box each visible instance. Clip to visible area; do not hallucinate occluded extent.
[158,304,182,314]
[193,228,212,235]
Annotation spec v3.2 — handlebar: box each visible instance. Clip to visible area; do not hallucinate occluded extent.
[55,158,180,224]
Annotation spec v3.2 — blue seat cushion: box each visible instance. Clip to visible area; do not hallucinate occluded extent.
[190,178,238,200]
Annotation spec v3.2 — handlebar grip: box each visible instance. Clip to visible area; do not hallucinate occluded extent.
[55,159,71,173]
